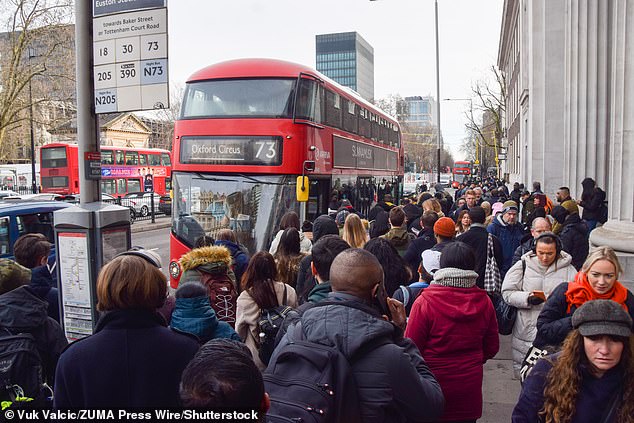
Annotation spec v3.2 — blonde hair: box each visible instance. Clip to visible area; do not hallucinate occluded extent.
[97,255,166,312]
[581,246,622,277]
[422,198,443,215]
[343,213,368,248]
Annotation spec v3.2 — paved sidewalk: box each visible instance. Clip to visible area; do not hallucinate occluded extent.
[481,334,521,422]
[130,215,171,233]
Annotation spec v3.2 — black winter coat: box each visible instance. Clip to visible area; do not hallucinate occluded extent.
[402,227,436,283]
[295,254,315,304]
[0,286,67,385]
[459,225,504,289]
[273,292,445,423]
[534,282,634,348]
[512,237,534,267]
[29,265,60,323]
[559,214,589,270]
[54,309,199,408]
[579,188,606,221]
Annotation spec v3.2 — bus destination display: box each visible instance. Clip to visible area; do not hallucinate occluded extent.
[180,136,283,166]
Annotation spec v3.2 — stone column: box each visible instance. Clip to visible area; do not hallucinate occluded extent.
[562,0,611,198]
[589,0,634,290]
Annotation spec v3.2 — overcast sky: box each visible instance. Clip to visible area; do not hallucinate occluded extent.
[167,0,503,160]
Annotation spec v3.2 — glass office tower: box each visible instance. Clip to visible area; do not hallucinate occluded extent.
[316,32,374,101]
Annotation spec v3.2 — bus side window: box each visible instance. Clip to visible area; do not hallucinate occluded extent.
[149,154,161,166]
[161,153,171,167]
[0,217,9,255]
[117,179,127,194]
[126,152,139,166]
[101,151,114,165]
[116,151,125,165]
[127,179,141,193]
[139,154,148,165]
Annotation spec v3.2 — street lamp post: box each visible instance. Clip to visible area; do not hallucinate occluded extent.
[443,97,479,174]
[434,0,441,184]
[28,47,37,194]
[370,0,442,183]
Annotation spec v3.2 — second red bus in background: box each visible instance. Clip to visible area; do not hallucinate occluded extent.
[40,143,172,197]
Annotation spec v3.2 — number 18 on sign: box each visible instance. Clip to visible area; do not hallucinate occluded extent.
[93,6,169,113]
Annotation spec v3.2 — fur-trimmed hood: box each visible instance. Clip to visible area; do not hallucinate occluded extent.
[179,246,232,273]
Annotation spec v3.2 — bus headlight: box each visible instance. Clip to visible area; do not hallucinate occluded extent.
[169,261,181,279]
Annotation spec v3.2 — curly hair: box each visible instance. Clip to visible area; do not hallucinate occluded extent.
[540,330,634,423]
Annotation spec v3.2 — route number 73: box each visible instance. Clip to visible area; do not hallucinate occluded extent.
[254,141,277,160]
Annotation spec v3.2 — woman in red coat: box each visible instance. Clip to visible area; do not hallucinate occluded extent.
[405,241,499,423]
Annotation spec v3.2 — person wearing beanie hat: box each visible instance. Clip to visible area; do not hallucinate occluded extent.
[0,259,67,396]
[502,200,519,214]
[0,258,31,296]
[514,299,634,422]
[459,206,504,290]
[487,199,526,277]
[433,217,456,238]
[550,205,589,271]
[420,217,456,282]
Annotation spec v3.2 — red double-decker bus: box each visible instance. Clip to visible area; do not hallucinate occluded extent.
[168,58,403,287]
[40,143,172,196]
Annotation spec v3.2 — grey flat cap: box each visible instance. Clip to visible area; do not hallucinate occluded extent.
[572,299,633,338]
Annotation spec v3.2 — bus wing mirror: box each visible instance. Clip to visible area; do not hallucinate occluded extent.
[296,176,309,202]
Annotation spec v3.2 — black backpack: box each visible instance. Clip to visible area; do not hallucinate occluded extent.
[257,286,293,366]
[263,303,389,423]
[0,328,47,406]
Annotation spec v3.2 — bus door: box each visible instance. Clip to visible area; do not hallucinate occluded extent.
[356,177,373,218]
[152,177,165,195]
[306,178,331,222]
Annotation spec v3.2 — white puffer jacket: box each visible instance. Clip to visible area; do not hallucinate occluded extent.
[501,250,577,370]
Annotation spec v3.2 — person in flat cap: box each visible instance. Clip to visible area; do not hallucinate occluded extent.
[513,299,634,422]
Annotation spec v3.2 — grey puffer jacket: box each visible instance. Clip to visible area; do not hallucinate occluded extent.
[273,292,444,423]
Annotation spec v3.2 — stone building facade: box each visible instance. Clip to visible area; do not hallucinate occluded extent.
[498,0,634,286]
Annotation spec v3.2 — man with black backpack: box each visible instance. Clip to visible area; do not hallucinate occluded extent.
[0,259,67,408]
[264,249,444,423]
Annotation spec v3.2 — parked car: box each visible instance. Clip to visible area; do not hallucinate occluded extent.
[0,190,19,200]
[3,193,65,202]
[158,195,171,215]
[0,201,72,281]
[64,193,136,222]
[123,192,162,217]
[63,193,118,204]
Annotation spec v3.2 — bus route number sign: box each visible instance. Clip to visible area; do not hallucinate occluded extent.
[92,7,168,113]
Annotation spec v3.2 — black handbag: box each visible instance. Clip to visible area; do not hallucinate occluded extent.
[492,294,517,335]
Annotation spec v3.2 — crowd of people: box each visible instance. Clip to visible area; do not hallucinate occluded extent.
[0,175,631,423]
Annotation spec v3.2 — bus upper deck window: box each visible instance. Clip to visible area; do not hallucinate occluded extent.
[116,151,124,165]
[126,152,139,165]
[161,153,171,167]
[139,154,148,165]
[101,151,114,165]
[149,154,161,166]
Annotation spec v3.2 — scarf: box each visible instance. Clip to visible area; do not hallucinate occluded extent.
[431,268,479,289]
[565,271,629,313]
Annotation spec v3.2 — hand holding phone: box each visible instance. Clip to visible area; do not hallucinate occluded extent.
[527,290,546,306]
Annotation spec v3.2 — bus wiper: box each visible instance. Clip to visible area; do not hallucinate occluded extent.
[236,174,287,186]
[192,173,286,186]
